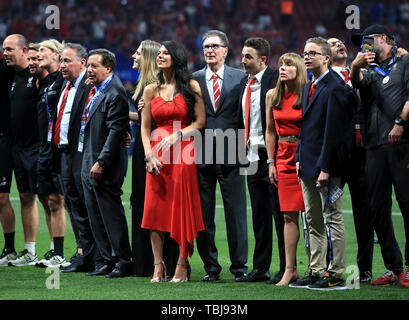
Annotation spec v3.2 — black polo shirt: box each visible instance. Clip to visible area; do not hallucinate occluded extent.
[9,66,39,149]
[0,59,13,135]
[37,71,64,155]
[353,54,409,148]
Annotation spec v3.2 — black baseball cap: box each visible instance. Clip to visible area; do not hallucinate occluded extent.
[351,24,395,46]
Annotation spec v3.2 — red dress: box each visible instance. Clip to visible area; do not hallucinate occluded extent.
[273,92,305,212]
[141,93,204,260]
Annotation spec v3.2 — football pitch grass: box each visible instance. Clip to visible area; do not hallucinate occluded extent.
[1,160,408,301]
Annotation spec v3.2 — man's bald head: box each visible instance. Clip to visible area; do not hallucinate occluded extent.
[2,34,29,70]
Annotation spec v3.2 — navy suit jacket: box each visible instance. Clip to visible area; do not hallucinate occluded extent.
[81,74,129,186]
[295,69,353,179]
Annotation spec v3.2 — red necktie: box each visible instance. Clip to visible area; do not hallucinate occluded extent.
[341,69,350,84]
[53,81,72,146]
[82,87,96,125]
[244,77,257,145]
[308,82,316,102]
[86,87,96,107]
[213,73,220,109]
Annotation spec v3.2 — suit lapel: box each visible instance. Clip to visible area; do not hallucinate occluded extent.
[303,74,328,116]
[197,68,214,114]
[86,75,115,126]
[216,66,231,113]
[86,91,105,126]
[69,74,87,129]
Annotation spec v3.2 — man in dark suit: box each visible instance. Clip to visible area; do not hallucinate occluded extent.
[81,49,132,278]
[192,30,248,282]
[236,37,285,283]
[291,37,352,290]
[327,37,374,283]
[56,43,98,273]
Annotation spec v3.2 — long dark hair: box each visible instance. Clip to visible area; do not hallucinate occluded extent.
[158,40,196,121]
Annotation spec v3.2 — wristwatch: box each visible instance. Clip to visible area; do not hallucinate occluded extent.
[395,116,405,126]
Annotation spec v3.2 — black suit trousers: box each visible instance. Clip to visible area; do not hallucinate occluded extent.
[196,164,248,275]
[341,146,374,273]
[246,148,285,271]
[61,151,98,268]
[82,176,132,265]
[366,143,409,272]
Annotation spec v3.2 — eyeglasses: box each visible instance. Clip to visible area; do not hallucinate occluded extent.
[301,51,325,58]
[203,44,226,52]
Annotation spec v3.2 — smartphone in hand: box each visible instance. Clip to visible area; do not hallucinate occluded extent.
[362,36,375,53]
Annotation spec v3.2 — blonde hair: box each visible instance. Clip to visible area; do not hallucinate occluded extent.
[132,40,161,101]
[271,52,307,109]
[39,39,64,65]
[39,39,64,54]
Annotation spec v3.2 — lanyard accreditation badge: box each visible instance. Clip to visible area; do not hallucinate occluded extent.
[45,81,57,142]
[373,56,397,84]
[78,75,113,152]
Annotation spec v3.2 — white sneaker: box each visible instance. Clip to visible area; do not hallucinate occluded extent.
[8,249,38,267]
[43,255,70,268]
[35,249,56,268]
[0,248,18,266]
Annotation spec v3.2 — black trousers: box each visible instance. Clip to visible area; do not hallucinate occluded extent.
[196,164,248,276]
[61,151,98,268]
[341,146,374,273]
[366,143,409,273]
[130,126,178,276]
[82,175,131,266]
[246,148,285,272]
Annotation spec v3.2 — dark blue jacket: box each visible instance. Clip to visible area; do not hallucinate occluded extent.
[295,69,353,179]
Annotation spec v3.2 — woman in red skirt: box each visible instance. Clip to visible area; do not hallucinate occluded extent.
[265,53,308,286]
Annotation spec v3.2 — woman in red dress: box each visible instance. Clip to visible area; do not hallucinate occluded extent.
[265,53,308,286]
[141,41,206,283]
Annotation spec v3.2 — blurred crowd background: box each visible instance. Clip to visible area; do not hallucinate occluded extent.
[1,0,409,83]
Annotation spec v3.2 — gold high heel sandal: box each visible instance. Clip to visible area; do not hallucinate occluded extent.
[151,261,167,283]
[276,266,299,286]
[170,263,191,283]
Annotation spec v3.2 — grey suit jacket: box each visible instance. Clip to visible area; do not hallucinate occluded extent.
[81,74,129,187]
[192,65,246,167]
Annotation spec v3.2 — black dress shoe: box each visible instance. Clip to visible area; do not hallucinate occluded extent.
[359,271,372,283]
[60,262,82,273]
[266,270,285,284]
[106,261,132,278]
[61,262,94,273]
[240,269,270,282]
[234,272,247,282]
[202,274,220,282]
[85,264,114,276]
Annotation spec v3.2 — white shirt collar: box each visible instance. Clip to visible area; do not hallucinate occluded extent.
[206,64,225,82]
[73,69,87,88]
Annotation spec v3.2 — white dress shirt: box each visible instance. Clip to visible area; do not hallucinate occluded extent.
[205,64,224,111]
[58,69,86,146]
[241,66,267,162]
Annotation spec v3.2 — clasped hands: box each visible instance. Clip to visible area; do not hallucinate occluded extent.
[145,132,182,175]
